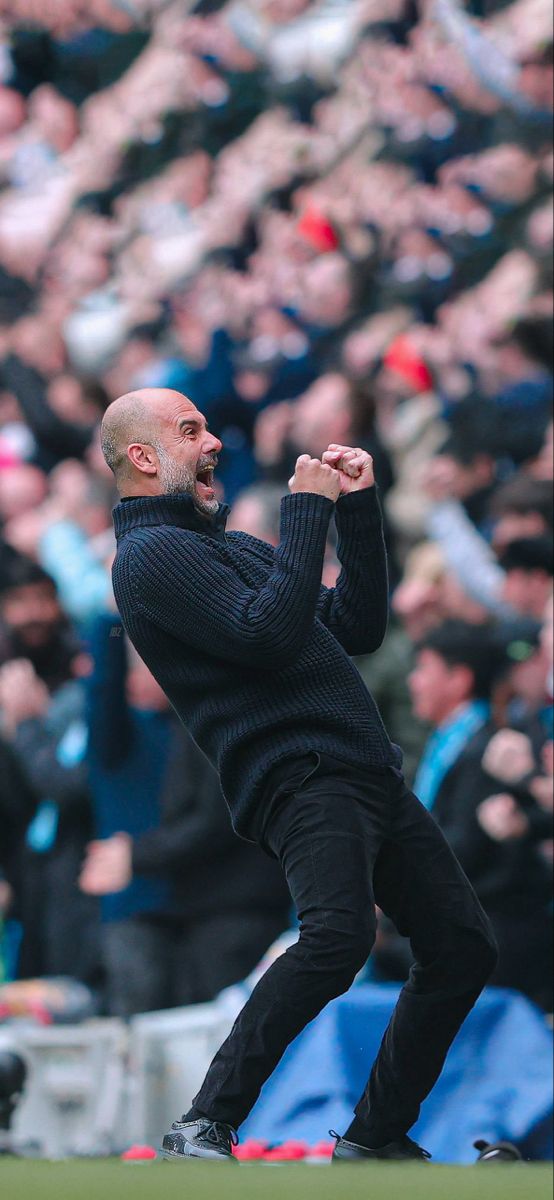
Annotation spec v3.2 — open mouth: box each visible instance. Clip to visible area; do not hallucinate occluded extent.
[195,464,216,498]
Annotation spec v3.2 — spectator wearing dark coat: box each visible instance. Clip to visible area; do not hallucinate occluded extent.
[0,554,101,987]
[410,620,552,1009]
[81,611,291,1017]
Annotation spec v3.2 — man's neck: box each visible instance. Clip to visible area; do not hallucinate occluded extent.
[436,700,473,730]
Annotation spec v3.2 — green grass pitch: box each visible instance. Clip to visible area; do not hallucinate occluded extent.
[2,1160,552,1200]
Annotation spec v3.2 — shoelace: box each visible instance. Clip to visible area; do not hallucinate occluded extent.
[204,1121,239,1149]
[329,1130,431,1160]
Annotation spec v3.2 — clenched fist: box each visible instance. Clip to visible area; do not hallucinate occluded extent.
[321,445,375,495]
[482,729,535,785]
[289,454,342,502]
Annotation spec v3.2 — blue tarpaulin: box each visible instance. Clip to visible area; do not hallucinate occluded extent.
[239,985,553,1162]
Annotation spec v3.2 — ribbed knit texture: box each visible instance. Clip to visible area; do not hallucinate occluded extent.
[112,487,401,836]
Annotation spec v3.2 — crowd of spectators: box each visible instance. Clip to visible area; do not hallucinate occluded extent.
[0,0,552,1017]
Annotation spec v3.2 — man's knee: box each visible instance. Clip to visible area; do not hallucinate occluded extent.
[442,921,498,993]
[302,917,376,993]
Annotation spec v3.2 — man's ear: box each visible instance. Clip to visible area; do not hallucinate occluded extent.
[127,443,157,475]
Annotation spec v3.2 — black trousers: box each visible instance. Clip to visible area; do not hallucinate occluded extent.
[192,752,497,1142]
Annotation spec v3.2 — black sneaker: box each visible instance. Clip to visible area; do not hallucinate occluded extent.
[331,1130,431,1163]
[474,1139,523,1163]
[161,1118,239,1162]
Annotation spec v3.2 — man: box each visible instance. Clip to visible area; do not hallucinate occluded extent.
[101,387,496,1164]
[0,550,83,689]
[0,554,101,987]
[500,537,553,620]
[410,620,552,1009]
[80,610,290,1016]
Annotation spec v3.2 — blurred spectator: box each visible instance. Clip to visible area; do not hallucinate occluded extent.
[0,731,36,980]
[0,0,551,1009]
[499,536,553,618]
[80,611,291,1016]
[0,552,100,987]
[490,475,554,550]
[0,552,84,686]
[410,619,552,1008]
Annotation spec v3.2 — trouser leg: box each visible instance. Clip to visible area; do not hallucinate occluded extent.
[102,917,173,1017]
[355,773,498,1143]
[190,772,387,1127]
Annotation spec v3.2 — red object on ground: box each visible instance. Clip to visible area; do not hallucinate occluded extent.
[263,1140,310,1161]
[297,206,340,253]
[120,1144,158,1161]
[233,1139,269,1160]
[383,334,434,394]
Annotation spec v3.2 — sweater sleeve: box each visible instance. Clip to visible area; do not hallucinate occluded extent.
[127,491,334,670]
[317,486,389,655]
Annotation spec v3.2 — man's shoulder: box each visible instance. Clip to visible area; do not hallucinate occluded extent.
[112,529,186,604]
[114,525,200,564]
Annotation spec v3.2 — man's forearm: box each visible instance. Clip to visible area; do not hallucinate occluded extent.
[318,487,389,655]
[426,500,510,614]
[133,491,335,668]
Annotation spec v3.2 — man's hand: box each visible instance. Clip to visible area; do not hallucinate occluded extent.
[0,659,50,735]
[477,794,529,841]
[289,455,342,502]
[79,833,133,896]
[483,729,535,785]
[321,445,375,495]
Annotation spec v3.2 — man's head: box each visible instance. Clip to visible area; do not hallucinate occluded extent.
[100,388,223,515]
[500,536,553,619]
[0,465,48,523]
[228,483,283,545]
[392,542,447,641]
[409,620,504,726]
[495,617,547,709]
[0,554,62,651]
[290,374,352,458]
[491,475,553,550]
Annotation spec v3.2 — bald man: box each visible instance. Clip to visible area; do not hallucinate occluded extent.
[103,388,496,1164]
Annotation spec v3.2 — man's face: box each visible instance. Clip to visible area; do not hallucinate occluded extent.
[409,648,471,725]
[147,398,223,516]
[501,568,550,618]
[1,582,62,649]
[291,375,351,457]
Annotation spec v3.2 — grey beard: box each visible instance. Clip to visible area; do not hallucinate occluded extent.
[156,446,219,516]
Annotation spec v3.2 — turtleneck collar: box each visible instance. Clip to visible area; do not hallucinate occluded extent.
[113,491,230,542]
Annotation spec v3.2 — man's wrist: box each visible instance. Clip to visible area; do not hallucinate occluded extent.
[280,491,334,556]
[336,485,381,522]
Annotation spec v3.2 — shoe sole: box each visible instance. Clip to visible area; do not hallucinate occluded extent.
[160,1147,238,1164]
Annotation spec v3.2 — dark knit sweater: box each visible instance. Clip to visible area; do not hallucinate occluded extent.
[112,486,402,837]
